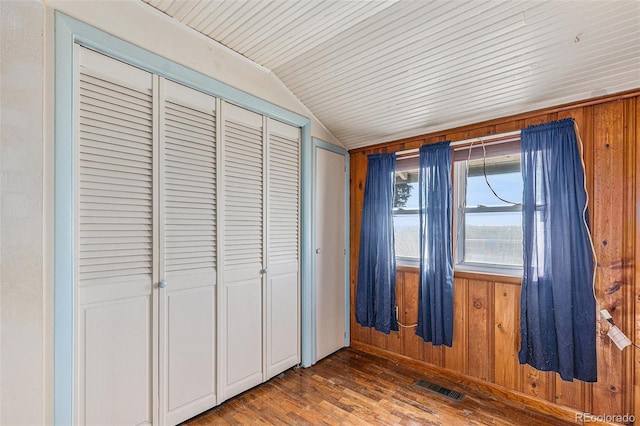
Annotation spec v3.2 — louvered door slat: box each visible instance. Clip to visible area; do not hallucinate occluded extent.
[163,96,216,274]
[223,114,263,269]
[78,77,153,286]
[267,130,300,265]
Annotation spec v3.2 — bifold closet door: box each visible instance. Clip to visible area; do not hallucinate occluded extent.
[219,103,265,400]
[159,80,217,425]
[76,46,156,426]
[265,119,300,378]
[76,46,218,426]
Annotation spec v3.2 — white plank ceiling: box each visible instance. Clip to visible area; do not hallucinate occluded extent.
[143,0,640,149]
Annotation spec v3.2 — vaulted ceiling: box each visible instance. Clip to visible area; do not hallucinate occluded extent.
[143,0,640,149]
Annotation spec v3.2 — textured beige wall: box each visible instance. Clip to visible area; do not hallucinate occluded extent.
[1,1,341,424]
[49,0,341,147]
[0,1,46,424]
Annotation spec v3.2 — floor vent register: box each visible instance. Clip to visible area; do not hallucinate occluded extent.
[414,379,465,402]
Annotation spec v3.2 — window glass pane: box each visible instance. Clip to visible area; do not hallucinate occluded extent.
[394,173,419,208]
[466,173,522,206]
[394,214,419,259]
[466,156,522,207]
[394,168,420,260]
[463,211,522,266]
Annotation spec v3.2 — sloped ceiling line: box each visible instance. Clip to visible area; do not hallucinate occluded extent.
[143,0,640,149]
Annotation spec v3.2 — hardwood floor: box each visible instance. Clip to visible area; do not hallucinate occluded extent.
[185,348,576,425]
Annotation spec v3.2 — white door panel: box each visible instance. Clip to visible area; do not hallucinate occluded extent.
[81,296,153,426]
[315,147,347,361]
[160,79,217,425]
[224,279,263,397]
[265,269,299,378]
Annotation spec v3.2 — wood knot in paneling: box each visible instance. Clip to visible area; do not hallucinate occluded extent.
[473,299,483,309]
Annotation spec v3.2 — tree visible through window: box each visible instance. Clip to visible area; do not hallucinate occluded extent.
[393,143,523,275]
[393,169,419,261]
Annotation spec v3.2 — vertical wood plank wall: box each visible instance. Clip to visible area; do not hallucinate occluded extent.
[349,91,639,419]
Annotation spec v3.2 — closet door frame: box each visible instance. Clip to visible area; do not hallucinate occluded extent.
[54,13,314,425]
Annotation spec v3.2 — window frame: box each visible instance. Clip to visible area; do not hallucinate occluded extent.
[392,142,524,277]
[392,164,420,266]
[453,153,523,277]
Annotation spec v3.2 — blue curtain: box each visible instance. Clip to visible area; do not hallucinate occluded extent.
[416,142,454,346]
[356,153,398,334]
[519,118,596,382]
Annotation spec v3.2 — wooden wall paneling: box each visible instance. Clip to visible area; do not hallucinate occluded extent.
[467,280,494,382]
[622,98,636,416]
[634,96,640,420]
[493,282,521,391]
[444,278,468,374]
[553,375,585,412]
[445,130,469,144]
[422,342,433,365]
[522,366,553,402]
[350,151,370,345]
[349,91,639,421]
[467,126,495,140]
[402,271,423,361]
[590,101,625,416]
[429,342,445,368]
[494,119,523,135]
[387,273,403,354]
[371,329,388,351]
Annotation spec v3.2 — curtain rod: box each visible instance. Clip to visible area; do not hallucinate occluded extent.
[395,130,521,156]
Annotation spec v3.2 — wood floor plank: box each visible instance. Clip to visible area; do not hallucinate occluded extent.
[185,348,577,425]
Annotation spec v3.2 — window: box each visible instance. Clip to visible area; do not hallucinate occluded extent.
[393,140,523,275]
[393,159,420,262]
[454,144,523,274]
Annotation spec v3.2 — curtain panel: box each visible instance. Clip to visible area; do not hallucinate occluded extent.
[416,142,454,347]
[356,153,398,334]
[519,118,597,382]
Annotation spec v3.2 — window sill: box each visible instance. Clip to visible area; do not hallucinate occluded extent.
[395,263,522,285]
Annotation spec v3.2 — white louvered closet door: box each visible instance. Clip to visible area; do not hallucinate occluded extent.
[265,119,301,379]
[219,102,265,401]
[76,46,156,426]
[159,80,217,425]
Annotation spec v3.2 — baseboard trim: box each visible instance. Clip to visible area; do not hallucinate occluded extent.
[350,341,608,425]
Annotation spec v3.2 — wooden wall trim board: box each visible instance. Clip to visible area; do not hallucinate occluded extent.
[349,89,639,423]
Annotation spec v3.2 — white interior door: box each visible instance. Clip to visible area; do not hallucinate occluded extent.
[159,79,217,425]
[76,46,156,426]
[265,118,301,379]
[315,147,346,361]
[219,102,264,401]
